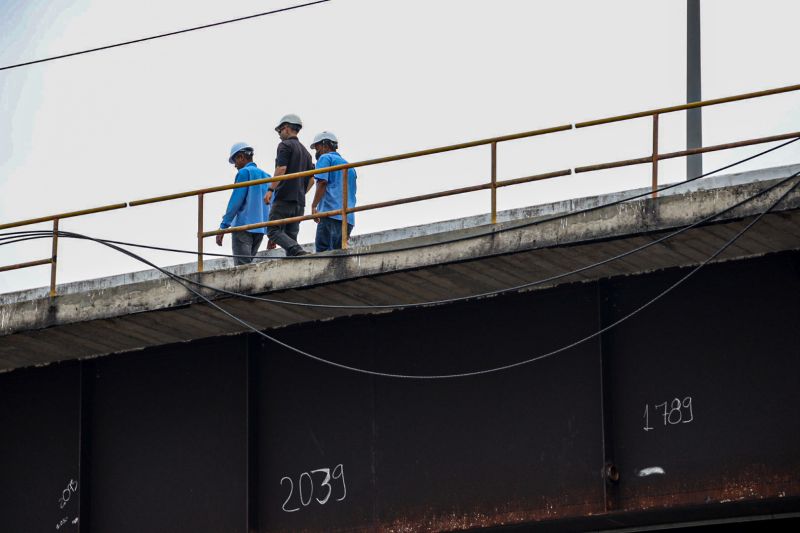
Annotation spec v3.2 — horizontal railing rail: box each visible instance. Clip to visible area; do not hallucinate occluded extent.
[200,168,575,237]
[574,83,800,128]
[575,131,800,174]
[0,202,128,231]
[128,124,575,207]
[0,258,52,273]
[2,82,799,295]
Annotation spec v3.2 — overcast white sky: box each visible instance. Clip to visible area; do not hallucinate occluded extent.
[1,0,799,293]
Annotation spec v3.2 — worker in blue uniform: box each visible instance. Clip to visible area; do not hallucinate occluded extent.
[309,131,357,252]
[217,142,271,265]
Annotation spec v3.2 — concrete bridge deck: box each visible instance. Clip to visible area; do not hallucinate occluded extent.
[2,164,799,373]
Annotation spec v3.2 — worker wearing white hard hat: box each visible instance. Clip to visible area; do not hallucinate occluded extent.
[263,114,314,256]
[228,142,252,164]
[310,131,357,252]
[274,113,303,133]
[217,142,272,265]
[309,131,338,150]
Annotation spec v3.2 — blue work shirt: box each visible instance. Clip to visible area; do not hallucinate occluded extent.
[220,162,271,233]
[315,152,357,225]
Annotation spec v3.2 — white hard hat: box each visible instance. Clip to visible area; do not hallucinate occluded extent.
[310,131,338,150]
[228,142,253,164]
[275,113,303,132]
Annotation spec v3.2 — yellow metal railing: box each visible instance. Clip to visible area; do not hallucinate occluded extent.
[2,83,800,295]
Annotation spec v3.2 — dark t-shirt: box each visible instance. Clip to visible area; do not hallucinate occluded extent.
[274,136,314,205]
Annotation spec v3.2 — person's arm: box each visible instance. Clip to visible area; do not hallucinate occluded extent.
[311,180,327,223]
[217,170,248,246]
[264,166,286,205]
[311,155,331,223]
[265,143,290,204]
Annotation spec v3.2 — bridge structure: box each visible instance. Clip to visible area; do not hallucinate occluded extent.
[2,86,800,532]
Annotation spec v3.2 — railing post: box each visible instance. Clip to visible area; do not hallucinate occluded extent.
[651,113,659,198]
[491,142,497,224]
[197,194,204,272]
[49,218,59,297]
[341,168,349,250]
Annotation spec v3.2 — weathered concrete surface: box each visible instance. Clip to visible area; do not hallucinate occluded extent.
[4,164,796,303]
[1,164,800,372]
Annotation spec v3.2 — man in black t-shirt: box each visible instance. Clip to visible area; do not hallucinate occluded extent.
[263,113,314,256]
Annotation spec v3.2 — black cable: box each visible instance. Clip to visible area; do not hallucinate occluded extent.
[0,1,330,72]
[5,170,796,311]
[13,175,796,379]
[3,139,798,315]
[0,236,49,246]
[5,156,800,313]
[16,135,796,262]
[146,170,800,309]
[126,175,800,379]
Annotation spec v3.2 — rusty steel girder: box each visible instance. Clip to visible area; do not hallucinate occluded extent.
[1,251,799,532]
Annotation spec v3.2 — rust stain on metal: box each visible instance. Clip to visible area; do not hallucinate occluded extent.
[266,466,800,532]
[374,495,602,532]
[619,465,800,513]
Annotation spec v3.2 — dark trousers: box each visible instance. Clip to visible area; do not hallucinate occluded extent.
[315,217,354,252]
[231,231,264,266]
[267,200,304,255]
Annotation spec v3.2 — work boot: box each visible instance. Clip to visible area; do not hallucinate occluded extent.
[288,245,309,256]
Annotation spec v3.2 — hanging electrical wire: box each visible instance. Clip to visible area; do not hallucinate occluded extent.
[0,1,330,72]
[1,170,794,310]
[3,166,798,312]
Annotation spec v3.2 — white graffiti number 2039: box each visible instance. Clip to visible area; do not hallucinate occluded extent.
[58,479,78,510]
[281,464,346,513]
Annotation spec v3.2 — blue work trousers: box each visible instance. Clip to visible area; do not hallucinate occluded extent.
[315,217,353,252]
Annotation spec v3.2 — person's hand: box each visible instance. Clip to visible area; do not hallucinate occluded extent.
[312,205,320,223]
[215,234,224,247]
[264,189,273,205]
[267,239,277,250]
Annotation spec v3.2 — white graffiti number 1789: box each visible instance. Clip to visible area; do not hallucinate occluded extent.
[643,396,694,431]
[281,464,346,513]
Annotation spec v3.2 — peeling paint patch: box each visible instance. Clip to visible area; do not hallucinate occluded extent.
[637,466,666,477]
